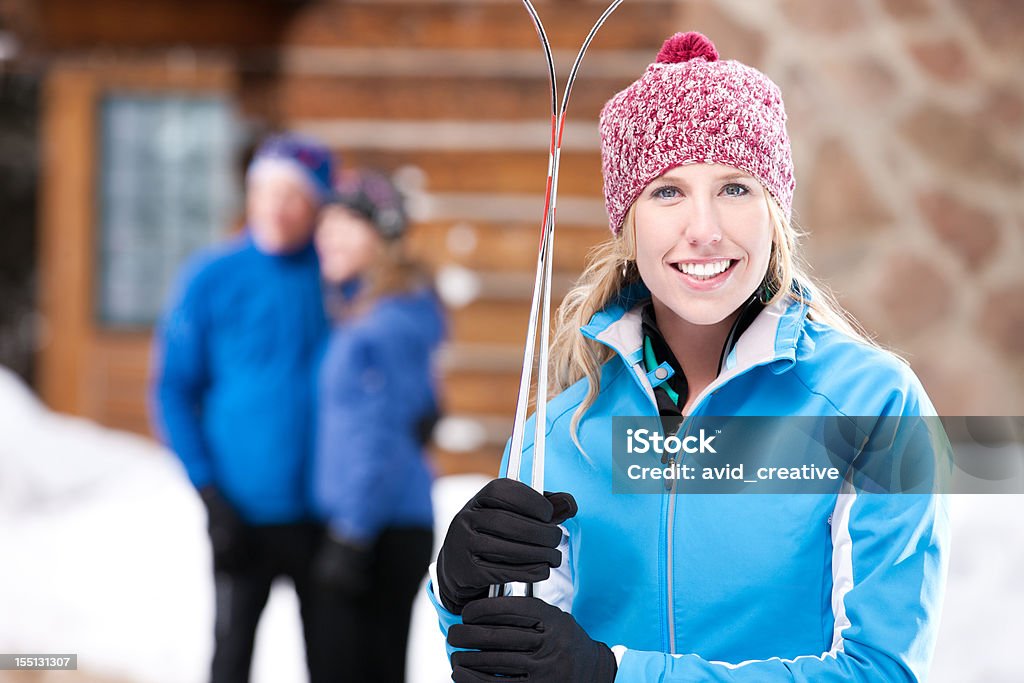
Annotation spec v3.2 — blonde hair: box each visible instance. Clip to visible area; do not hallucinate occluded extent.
[549,194,884,452]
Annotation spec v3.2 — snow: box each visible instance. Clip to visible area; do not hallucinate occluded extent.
[1,366,1021,682]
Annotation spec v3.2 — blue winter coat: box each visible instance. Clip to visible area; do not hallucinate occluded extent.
[429,281,951,681]
[151,234,328,524]
[315,285,446,544]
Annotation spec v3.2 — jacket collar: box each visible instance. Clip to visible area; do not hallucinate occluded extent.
[580,280,809,383]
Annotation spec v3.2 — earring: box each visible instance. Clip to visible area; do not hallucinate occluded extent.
[621,259,629,279]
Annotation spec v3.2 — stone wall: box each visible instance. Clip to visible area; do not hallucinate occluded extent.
[676,0,1023,414]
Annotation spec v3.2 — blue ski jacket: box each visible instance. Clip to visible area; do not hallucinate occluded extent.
[314,285,446,544]
[151,234,328,524]
[429,281,950,682]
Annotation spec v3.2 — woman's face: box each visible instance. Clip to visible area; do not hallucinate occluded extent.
[315,205,382,284]
[633,163,773,327]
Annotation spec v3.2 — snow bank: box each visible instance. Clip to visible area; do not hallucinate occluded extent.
[1,367,1020,682]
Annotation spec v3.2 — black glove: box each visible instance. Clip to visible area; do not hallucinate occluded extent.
[312,534,373,596]
[436,478,577,615]
[199,485,251,572]
[448,596,617,683]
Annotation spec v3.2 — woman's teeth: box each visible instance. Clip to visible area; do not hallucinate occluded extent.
[676,259,732,280]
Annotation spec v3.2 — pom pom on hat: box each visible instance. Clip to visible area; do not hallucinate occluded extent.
[656,31,719,64]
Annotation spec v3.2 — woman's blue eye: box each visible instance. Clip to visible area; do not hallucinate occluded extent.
[722,183,750,197]
[653,186,680,199]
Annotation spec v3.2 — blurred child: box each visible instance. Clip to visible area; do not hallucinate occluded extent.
[312,169,445,682]
[152,134,338,683]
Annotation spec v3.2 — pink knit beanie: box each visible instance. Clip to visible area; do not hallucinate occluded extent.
[599,31,795,235]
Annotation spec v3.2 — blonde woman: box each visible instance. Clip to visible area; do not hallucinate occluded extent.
[427,32,950,683]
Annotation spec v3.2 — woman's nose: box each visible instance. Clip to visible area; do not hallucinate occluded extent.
[681,199,722,245]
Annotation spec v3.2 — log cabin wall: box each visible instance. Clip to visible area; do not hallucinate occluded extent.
[20,0,680,476]
[23,0,1020,475]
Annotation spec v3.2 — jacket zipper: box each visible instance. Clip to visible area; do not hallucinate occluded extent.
[664,381,721,654]
[661,359,780,655]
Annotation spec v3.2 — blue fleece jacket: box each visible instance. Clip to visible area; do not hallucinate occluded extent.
[151,233,328,524]
[314,285,446,544]
[429,281,950,681]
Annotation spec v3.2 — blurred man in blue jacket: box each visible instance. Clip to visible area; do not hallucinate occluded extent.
[151,134,336,683]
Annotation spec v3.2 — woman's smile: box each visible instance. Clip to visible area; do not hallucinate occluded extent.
[668,257,741,291]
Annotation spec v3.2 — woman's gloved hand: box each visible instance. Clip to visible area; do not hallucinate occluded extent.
[311,534,373,596]
[448,596,617,683]
[435,478,577,614]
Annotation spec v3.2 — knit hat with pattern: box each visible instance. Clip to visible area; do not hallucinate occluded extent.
[329,169,409,240]
[599,31,794,235]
